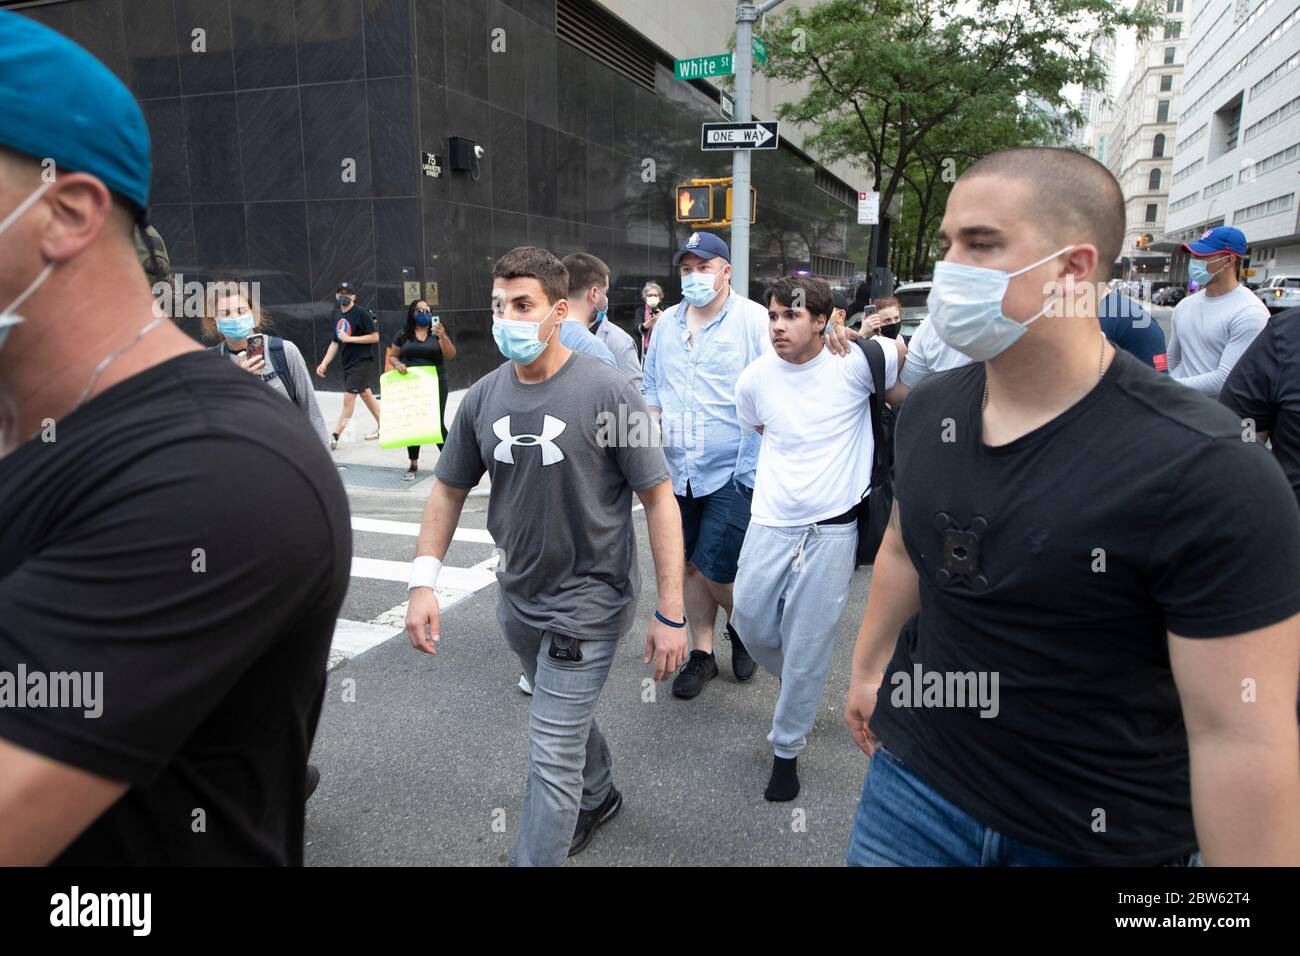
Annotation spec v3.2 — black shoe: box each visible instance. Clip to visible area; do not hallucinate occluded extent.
[305,764,321,801]
[569,786,622,857]
[726,622,757,681]
[672,649,718,699]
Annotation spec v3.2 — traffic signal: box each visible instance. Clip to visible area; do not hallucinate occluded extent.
[676,185,713,222]
[725,186,757,224]
[1134,233,1153,250]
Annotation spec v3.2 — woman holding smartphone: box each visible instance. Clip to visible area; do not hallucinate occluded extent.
[387,298,457,480]
[205,280,328,446]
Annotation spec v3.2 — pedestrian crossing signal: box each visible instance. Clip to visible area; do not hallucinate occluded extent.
[725,186,757,224]
[676,185,713,222]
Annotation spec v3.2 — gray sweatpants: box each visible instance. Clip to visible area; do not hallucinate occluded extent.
[496,597,621,867]
[731,520,858,759]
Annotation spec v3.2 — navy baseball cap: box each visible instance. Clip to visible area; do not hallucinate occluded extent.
[336,281,355,293]
[1183,226,1247,257]
[673,231,731,268]
[0,12,151,215]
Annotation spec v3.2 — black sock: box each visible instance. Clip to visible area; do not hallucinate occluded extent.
[332,432,339,441]
[765,755,799,802]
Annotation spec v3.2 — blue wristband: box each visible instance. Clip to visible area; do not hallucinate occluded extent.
[654,610,686,628]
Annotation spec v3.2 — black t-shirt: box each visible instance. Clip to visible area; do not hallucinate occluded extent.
[1221,306,1300,506]
[0,351,351,865]
[333,305,376,369]
[393,328,443,368]
[873,350,1300,865]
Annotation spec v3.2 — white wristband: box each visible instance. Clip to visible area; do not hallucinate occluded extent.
[408,555,442,591]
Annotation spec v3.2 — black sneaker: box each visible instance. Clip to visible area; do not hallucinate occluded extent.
[726,622,757,682]
[569,786,622,857]
[672,650,718,699]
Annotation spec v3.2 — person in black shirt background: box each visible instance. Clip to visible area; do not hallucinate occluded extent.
[844,147,1300,867]
[1220,304,1300,722]
[0,15,350,865]
[387,298,457,480]
[317,281,381,448]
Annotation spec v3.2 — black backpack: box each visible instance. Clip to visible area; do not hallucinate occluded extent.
[855,336,895,566]
[215,337,298,405]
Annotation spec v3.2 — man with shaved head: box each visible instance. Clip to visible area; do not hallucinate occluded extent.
[844,147,1300,866]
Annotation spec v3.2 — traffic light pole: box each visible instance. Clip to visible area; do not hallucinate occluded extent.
[733,0,786,299]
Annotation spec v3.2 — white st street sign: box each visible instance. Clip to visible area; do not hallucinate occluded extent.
[700,121,779,151]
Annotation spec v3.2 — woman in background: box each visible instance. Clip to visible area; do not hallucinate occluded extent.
[205,280,328,446]
[387,299,457,481]
[636,281,664,365]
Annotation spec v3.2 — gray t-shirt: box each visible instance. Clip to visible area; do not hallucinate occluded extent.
[435,352,670,638]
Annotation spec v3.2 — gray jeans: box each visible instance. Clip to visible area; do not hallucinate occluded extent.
[497,598,620,866]
[731,520,858,758]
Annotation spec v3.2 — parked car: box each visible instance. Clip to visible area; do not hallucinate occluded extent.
[891,281,931,336]
[1256,275,1300,315]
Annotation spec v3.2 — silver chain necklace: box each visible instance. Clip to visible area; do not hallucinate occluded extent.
[72,316,165,410]
[982,335,1108,411]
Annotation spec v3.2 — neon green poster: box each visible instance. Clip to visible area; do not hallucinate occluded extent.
[378,366,442,449]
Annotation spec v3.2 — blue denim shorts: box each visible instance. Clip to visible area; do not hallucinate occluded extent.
[676,479,752,585]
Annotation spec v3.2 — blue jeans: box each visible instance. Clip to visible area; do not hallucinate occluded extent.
[847,746,1080,866]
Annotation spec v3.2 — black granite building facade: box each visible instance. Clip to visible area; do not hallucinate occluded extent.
[14,0,869,390]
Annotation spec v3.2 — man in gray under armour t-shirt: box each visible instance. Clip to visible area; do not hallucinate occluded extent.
[406,246,686,867]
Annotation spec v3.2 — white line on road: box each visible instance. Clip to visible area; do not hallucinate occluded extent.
[351,516,494,544]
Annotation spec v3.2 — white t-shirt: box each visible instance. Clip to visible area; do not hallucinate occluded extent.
[1169,285,1269,395]
[900,317,971,387]
[735,338,898,527]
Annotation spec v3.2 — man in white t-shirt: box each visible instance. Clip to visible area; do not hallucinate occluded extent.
[891,315,971,401]
[1169,226,1268,397]
[732,275,900,802]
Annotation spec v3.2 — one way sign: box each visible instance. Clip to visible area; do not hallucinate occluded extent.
[700,121,780,151]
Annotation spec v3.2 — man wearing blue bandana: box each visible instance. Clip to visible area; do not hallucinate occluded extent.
[0,12,350,865]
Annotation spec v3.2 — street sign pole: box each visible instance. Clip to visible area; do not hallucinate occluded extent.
[731,0,788,298]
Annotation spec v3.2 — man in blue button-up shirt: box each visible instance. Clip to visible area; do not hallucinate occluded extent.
[643,232,772,699]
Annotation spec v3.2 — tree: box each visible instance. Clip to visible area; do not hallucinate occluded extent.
[758,0,1164,228]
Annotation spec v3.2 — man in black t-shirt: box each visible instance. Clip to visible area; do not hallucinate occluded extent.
[844,147,1300,867]
[316,281,382,448]
[0,16,350,865]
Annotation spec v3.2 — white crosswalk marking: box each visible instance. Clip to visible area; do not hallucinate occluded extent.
[328,516,499,669]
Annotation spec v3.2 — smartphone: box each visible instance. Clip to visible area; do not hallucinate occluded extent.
[430,316,441,328]
[245,333,265,362]
[862,304,878,318]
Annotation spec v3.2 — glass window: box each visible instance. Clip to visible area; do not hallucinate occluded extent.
[1153,133,1166,157]
[1146,203,1159,222]
[1157,100,1170,122]
[1160,74,1173,92]
[1164,47,1176,65]
[1149,168,1162,190]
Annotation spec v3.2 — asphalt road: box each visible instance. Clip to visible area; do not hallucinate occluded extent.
[305,471,877,867]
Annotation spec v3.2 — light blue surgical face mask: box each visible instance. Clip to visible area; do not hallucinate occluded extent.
[0,181,56,354]
[1188,256,1230,286]
[492,302,558,365]
[681,269,723,308]
[927,245,1074,362]
[216,313,255,341]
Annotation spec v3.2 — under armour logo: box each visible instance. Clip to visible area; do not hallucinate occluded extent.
[493,415,566,465]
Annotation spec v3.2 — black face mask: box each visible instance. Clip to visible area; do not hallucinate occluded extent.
[879,323,900,339]
[336,294,351,307]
